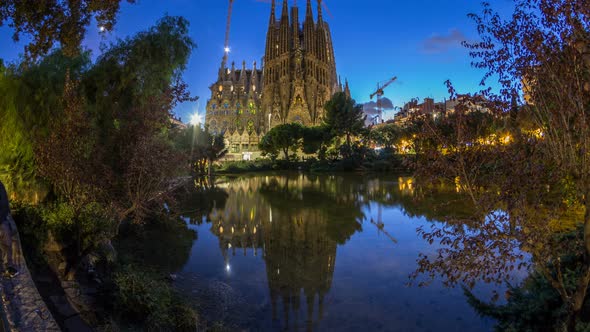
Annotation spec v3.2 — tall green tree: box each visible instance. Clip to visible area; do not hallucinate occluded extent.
[323,92,366,157]
[0,51,90,201]
[259,123,303,162]
[301,125,332,157]
[372,123,402,151]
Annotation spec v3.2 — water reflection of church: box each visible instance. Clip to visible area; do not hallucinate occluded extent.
[209,175,349,330]
[198,174,451,331]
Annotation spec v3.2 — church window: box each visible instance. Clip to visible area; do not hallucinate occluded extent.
[224,102,229,109]
[218,85,223,92]
[212,104,217,110]
[247,120,254,134]
[249,102,256,115]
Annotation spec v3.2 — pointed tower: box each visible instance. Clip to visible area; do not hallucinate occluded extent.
[279,0,290,54]
[344,79,351,99]
[260,0,341,128]
[303,0,315,56]
[265,0,277,64]
[291,4,300,50]
[250,61,259,95]
[240,61,247,84]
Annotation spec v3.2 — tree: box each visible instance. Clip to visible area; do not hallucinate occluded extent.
[465,0,590,328]
[0,0,135,59]
[412,0,590,329]
[323,92,366,158]
[174,125,227,177]
[0,51,90,201]
[372,123,402,151]
[259,123,303,162]
[301,125,332,156]
[83,16,195,222]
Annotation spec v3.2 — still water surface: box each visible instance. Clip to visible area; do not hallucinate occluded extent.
[174,173,496,331]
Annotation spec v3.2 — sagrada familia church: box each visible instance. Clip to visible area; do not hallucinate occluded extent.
[205,0,349,156]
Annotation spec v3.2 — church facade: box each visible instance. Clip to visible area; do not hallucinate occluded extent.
[205,0,349,155]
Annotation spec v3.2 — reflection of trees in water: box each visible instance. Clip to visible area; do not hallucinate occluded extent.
[403,174,590,329]
[180,174,542,330]
[116,215,197,274]
[175,179,229,225]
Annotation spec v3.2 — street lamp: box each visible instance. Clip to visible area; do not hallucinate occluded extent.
[190,113,202,127]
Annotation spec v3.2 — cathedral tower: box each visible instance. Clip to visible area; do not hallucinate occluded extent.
[205,0,343,156]
[262,0,339,127]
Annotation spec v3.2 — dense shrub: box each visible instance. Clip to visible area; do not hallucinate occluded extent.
[112,266,197,331]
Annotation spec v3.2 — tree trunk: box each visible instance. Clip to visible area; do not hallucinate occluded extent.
[585,193,590,259]
[208,158,213,178]
[346,133,351,152]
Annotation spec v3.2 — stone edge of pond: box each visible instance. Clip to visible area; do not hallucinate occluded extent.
[0,180,59,332]
[0,213,60,331]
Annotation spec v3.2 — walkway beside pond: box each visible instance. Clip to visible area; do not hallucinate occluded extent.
[0,182,59,332]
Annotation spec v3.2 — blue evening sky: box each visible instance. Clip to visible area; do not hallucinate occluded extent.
[0,0,514,122]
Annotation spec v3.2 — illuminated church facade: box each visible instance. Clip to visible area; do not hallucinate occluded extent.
[205,0,349,155]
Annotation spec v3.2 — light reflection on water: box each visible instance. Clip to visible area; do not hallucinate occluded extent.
[175,173,499,331]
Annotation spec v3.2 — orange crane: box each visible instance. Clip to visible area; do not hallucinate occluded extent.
[369,76,397,125]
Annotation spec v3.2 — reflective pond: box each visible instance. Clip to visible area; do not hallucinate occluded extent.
[173,173,500,331]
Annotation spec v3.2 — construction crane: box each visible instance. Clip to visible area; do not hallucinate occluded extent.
[223,0,235,64]
[369,76,397,125]
[367,204,398,245]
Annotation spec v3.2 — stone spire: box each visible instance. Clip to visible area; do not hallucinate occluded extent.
[291,4,300,49]
[317,0,323,23]
[269,0,276,25]
[304,0,315,56]
[230,61,236,82]
[344,79,351,98]
[305,0,313,21]
[239,60,247,84]
[250,61,259,95]
[281,0,289,19]
[265,0,278,61]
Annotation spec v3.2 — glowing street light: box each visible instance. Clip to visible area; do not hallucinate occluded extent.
[190,113,202,126]
[99,26,106,32]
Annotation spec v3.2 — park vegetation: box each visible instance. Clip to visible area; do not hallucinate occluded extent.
[0,0,588,331]
[0,10,227,330]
